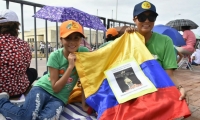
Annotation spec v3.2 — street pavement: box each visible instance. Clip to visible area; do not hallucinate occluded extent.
[175,66,200,120]
[30,58,200,120]
[30,58,48,77]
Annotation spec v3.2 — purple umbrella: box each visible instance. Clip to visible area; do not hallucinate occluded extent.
[33,6,106,31]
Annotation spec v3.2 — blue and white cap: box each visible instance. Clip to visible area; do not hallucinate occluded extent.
[133,1,158,17]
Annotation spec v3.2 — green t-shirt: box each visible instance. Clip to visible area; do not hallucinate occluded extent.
[99,41,113,48]
[146,32,177,69]
[34,46,89,103]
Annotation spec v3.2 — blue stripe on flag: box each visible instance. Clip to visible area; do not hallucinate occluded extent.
[86,59,175,119]
[140,60,175,88]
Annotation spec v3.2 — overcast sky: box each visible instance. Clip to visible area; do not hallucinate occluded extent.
[0,0,200,34]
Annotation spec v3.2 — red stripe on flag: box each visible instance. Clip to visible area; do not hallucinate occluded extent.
[100,86,190,120]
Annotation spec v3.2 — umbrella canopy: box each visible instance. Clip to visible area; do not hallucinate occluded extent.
[33,6,106,31]
[153,25,186,46]
[166,19,199,31]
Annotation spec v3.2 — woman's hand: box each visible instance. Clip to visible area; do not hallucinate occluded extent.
[125,27,137,33]
[68,53,76,69]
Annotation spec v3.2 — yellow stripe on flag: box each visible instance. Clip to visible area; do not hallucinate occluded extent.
[75,32,154,98]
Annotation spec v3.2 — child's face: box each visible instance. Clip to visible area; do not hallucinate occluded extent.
[61,32,82,53]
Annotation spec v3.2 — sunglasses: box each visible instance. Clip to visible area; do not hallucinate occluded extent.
[136,14,157,22]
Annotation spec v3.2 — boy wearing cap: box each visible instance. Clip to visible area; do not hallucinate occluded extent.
[0,20,89,120]
[99,28,119,48]
[126,1,186,100]
[0,10,37,98]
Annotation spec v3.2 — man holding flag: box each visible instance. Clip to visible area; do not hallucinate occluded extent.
[75,1,190,120]
[126,1,186,100]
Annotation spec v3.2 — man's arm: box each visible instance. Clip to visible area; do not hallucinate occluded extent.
[165,69,186,100]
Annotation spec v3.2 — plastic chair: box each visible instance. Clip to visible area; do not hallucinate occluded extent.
[178,56,193,71]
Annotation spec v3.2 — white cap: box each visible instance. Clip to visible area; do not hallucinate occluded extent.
[0,9,19,23]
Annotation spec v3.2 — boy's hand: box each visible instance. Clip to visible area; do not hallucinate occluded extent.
[179,88,188,103]
[125,27,137,33]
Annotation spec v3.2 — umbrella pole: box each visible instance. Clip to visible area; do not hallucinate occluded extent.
[82,27,85,47]
[90,29,92,47]
[96,30,98,49]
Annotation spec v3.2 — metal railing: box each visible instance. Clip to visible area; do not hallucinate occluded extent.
[107,19,135,29]
[3,0,134,73]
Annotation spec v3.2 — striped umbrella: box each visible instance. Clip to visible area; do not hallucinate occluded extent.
[166,19,198,31]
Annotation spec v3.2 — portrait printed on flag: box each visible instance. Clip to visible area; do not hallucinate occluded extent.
[113,67,142,93]
[104,58,157,103]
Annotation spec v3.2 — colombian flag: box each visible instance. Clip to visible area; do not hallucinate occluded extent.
[75,33,190,120]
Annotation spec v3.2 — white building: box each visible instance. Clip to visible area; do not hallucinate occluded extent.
[19,26,105,48]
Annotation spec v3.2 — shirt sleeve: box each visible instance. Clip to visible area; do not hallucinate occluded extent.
[183,31,188,40]
[47,52,60,69]
[162,37,178,69]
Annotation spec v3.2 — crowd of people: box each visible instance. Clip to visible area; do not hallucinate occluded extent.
[0,0,199,119]
[30,41,56,61]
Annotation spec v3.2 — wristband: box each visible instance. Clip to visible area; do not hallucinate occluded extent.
[177,85,183,89]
